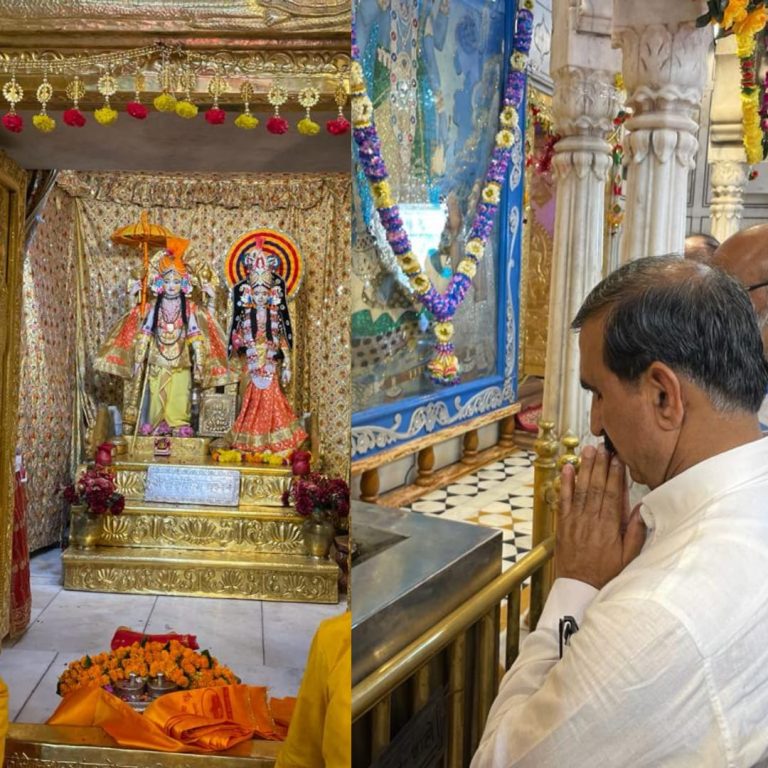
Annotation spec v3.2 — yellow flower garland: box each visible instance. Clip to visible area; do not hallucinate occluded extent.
[94,106,118,125]
[297,117,320,135]
[32,113,56,133]
[175,100,198,119]
[234,113,259,130]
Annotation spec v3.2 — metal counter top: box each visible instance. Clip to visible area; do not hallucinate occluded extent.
[351,501,502,685]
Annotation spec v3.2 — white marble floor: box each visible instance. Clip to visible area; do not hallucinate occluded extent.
[0,548,345,723]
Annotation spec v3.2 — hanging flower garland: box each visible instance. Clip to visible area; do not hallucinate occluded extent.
[352,0,534,384]
[700,1,768,165]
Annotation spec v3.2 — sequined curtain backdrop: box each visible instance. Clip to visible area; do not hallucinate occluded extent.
[16,186,77,551]
[55,170,351,485]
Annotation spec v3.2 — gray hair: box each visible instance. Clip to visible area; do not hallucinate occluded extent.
[572,255,768,413]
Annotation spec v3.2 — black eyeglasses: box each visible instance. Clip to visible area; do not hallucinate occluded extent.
[747,280,768,292]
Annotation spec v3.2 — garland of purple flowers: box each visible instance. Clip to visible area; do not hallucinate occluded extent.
[351,0,534,384]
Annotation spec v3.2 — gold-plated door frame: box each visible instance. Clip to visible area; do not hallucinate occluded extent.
[519,88,555,379]
[0,150,27,642]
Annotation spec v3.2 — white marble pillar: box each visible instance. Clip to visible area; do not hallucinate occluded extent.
[542,0,621,441]
[710,159,748,242]
[613,1,711,262]
[709,35,749,242]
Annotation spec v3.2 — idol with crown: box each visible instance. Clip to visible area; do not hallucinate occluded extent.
[226,233,308,456]
[95,237,230,436]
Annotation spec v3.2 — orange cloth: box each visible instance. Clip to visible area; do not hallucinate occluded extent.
[48,684,293,753]
[275,612,351,768]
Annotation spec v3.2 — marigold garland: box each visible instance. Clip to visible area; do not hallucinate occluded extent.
[57,640,239,697]
[352,0,534,384]
[32,113,55,133]
[205,107,226,124]
[153,92,177,113]
[267,115,289,134]
[94,106,118,125]
[2,112,22,132]
[126,101,148,120]
[703,1,768,165]
[175,100,198,119]
[63,107,86,127]
[234,112,259,130]
[297,116,320,135]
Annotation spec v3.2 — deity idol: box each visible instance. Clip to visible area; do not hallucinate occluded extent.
[95,238,230,435]
[227,245,307,455]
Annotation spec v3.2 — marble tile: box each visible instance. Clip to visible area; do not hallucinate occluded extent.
[15,650,78,723]
[0,649,58,721]
[13,591,157,654]
[509,496,534,509]
[480,501,512,514]
[29,548,63,586]
[236,661,305,699]
[262,603,346,669]
[440,508,481,523]
[411,500,448,514]
[478,514,513,528]
[145,596,264,668]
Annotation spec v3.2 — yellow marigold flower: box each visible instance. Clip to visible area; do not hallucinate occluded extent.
[399,252,421,275]
[465,238,484,258]
[457,258,477,279]
[175,100,198,119]
[511,51,527,71]
[153,92,177,112]
[32,113,56,133]
[94,106,118,125]
[614,73,624,91]
[434,321,454,342]
[734,7,768,38]
[297,117,320,135]
[523,0,534,7]
[481,183,501,205]
[499,106,519,129]
[372,180,393,209]
[736,29,757,58]
[234,113,259,130]
[410,274,431,295]
[496,129,514,149]
[722,0,748,30]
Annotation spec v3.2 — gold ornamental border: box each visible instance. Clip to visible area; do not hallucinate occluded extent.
[0,151,26,642]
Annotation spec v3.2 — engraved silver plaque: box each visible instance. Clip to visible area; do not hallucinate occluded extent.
[144,465,241,507]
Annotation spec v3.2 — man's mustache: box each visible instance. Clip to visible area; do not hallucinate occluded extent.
[603,433,616,456]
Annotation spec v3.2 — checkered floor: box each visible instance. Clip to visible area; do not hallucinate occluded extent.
[404,450,535,572]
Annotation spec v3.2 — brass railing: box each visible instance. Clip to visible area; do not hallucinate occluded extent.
[352,422,579,767]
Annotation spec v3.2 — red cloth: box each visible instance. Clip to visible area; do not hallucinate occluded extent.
[110,627,199,650]
[10,469,31,638]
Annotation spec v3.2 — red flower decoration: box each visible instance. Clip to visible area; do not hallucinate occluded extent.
[266,115,289,134]
[60,465,125,517]
[2,112,23,133]
[63,108,86,127]
[204,107,226,125]
[326,116,350,135]
[126,102,148,120]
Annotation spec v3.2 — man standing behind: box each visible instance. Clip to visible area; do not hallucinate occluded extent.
[472,256,768,767]
[711,224,768,429]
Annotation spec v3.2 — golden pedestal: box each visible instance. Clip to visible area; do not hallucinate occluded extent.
[62,454,339,603]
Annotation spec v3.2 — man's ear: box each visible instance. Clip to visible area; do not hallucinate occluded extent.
[644,362,684,430]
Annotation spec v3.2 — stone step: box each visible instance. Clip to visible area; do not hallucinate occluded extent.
[91,502,306,555]
[62,546,338,603]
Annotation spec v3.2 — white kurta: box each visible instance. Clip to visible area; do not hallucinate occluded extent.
[473,436,768,768]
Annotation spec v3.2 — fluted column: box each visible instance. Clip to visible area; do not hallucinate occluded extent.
[709,35,748,242]
[542,0,621,441]
[710,160,748,242]
[613,2,710,262]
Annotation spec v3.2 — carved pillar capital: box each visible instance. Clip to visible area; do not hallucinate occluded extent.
[551,66,621,137]
[613,21,710,116]
[612,1,711,262]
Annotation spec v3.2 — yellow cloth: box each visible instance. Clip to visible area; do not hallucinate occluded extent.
[0,676,8,763]
[275,612,351,768]
[48,684,287,752]
[148,366,192,427]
